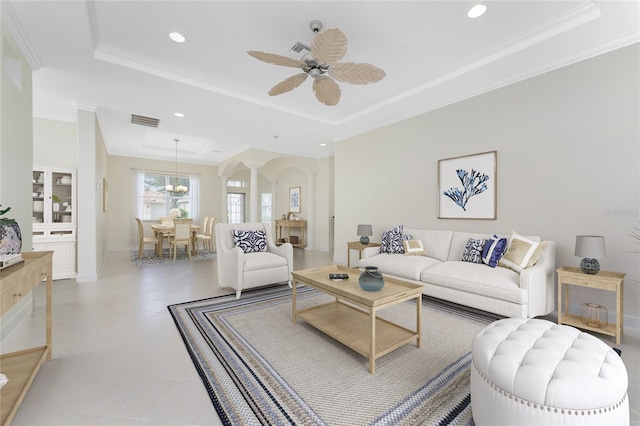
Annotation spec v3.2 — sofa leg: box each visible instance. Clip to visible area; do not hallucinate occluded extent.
[235,290,241,299]
[287,280,292,288]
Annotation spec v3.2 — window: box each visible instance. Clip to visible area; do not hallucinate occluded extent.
[133,170,199,220]
[227,193,245,223]
[261,193,272,221]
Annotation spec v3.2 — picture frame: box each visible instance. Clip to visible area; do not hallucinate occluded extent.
[438,151,497,219]
[289,186,301,213]
[103,177,108,212]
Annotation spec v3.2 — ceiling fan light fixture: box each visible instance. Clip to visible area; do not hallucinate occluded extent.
[468,3,487,18]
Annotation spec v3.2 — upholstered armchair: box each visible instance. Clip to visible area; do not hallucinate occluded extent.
[215,222,293,299]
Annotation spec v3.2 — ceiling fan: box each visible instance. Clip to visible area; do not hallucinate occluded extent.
[248,20,386,106]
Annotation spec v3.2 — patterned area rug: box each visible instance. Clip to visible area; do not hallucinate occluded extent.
[130,249,215,266]
[168,285,502,425]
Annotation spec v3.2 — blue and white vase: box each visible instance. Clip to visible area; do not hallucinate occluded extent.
[0,222,22,254]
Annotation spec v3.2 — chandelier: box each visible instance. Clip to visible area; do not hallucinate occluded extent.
[165,139,188,193]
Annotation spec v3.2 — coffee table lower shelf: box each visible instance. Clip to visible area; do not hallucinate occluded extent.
[298,301,419,363]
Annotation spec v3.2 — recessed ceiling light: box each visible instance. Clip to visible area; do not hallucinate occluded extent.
[169,32,185,43]
[174,112,184,117]
[320,143,327,147]
[468,3,487,18]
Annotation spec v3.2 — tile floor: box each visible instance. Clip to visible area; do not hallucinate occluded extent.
[1,249,638,425]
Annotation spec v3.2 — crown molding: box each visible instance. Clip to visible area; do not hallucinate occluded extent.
[71,100,98,112]
[1,1,42,71]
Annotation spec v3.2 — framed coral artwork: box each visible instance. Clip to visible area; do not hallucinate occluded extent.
[438,151,497,219]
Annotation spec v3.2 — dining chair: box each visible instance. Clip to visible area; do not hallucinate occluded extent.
[135,217,159,259]
[169,218,193,261]
[160,217,173,225]
[196,217,215,253]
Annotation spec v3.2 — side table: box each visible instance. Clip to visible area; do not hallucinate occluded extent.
[556,266,625,344]
[347,241,381,268]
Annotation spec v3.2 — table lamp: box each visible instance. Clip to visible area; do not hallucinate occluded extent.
[575,235,606,274]
[357,224,373,245]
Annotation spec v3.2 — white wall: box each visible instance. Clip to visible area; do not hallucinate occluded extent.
[33,118,77,168]
[0,23,34,338]
[335,44,639,326]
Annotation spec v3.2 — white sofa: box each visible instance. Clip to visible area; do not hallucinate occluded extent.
[215,222,293,299]
[358,229,556,318]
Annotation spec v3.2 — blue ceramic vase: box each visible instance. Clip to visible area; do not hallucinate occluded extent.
[359,266,384,291]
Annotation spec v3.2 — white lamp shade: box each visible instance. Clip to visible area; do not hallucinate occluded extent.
[575,235,606,258]
[357,224,373,237]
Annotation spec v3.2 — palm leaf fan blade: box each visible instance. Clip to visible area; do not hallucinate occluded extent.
[311,28,347,65]
[330,62,386,85]
[268,73,308,96]
[312,76,341,106]
[247,51,306,68]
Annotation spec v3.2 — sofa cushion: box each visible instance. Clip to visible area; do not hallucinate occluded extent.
[482,235,508,268]
[421,261,526,305]
[233,229,268,253]
[403,229,453,262]
[461,238,487,263]
[359,253,442,281]
[499,232,546,273]
[243,251,288,272]
[403,239,428,256]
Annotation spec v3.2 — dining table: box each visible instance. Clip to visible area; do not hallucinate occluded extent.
[149,223,201,257]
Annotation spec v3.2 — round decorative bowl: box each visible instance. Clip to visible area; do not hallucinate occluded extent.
[359,266,384,291]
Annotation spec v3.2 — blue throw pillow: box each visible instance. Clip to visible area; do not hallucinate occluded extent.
[482,235,507,268]
[233,229,268,253]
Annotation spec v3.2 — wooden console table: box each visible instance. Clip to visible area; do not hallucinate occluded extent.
[556,266,625,344]
[275,220,307,248]
[0,251,53,426]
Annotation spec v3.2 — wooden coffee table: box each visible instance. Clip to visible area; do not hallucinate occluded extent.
[291,265,422,374]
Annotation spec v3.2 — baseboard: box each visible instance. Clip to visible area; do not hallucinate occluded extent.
[76,272,99,283]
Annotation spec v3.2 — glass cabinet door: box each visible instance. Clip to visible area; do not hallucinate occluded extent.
[32,169,45,224]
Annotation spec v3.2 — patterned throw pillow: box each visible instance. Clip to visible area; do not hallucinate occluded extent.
[233,229,268,253]
[403,239,428,256]
[482,235,507,268]
[380,225,403,254]
[461,238,487,263]
[389,233,413,254]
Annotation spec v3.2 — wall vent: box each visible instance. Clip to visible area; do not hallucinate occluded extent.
[131,114,160,128]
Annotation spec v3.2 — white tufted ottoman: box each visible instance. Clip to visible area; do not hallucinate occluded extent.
[471,318,628,425]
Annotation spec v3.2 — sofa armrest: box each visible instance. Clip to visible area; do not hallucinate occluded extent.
[361,246,381,259]
[519,241,556,317]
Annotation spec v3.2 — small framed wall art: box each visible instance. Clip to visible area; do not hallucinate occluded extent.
[102,177,108,212]
[289,186,301,213]
[438,150,497,219]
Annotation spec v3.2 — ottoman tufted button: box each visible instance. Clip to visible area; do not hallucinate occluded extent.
[470,318,629,425]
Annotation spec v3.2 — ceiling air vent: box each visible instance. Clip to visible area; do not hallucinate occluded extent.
[131,114,160,128]
[287,40,310,60]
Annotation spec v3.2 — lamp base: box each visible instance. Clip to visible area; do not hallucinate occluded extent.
[360,236,370,245]
[580,258,600,275]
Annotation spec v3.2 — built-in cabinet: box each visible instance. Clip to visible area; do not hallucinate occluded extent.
[31,167,76,280]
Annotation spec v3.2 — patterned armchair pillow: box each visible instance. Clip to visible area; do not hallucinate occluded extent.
[461,238,487,263]
[233,229,268,253]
